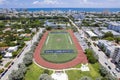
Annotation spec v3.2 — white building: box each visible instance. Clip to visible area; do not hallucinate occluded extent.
[101,30,120,37]
[17,29,24,32]
[85,30,98,38]
[4,52,12,58]
[108,22,120,33]
[7,46,18,53]
[112,46,120,66]
[98,40,116,58]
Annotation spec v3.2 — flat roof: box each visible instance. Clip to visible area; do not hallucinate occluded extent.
[85,31,98,37]
[109,22,120,26]
[101,30,120,36]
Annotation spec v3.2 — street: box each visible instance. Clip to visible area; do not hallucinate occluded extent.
[68,17,120,78]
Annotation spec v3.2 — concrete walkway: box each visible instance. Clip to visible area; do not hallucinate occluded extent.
[51,70,68,80]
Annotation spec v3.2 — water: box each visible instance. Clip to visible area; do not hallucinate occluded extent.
[16,8,120,12]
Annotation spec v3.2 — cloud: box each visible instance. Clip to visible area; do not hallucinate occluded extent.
[0,0,6,4]
[83,0,87,3]
[33,0,60,5]
[33,1,39,4]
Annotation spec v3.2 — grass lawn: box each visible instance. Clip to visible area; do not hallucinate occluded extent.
[23,37,31,41]
[4,61,11,67]
[41,30,77,63]
[24,63,53,80]
[73,64,81,68]
[66,63,101,80]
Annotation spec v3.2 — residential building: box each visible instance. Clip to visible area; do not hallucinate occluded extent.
[72,13,85,20]
[4,52,12,58]
[85,30,98,38]
[98,40,116,58]
[101,30,120,37]
[7,46,18,53]
[108,22,120,33]
[112,46,120,68]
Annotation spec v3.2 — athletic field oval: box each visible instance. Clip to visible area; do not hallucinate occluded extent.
[34,30,88,69]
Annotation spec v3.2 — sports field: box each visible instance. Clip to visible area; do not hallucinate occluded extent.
[41,30,77,63]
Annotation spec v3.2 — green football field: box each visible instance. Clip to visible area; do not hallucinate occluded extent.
[41,30,77,63]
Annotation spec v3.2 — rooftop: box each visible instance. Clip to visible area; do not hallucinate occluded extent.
[85,30,98,37]
[101,30,120,36]
[109,22,120,26]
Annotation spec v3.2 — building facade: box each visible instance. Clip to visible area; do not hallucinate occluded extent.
[108,22,120,33]
[98,40,115,58]
[112,46,120,68]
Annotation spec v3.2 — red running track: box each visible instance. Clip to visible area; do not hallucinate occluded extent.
[34,30,88,69]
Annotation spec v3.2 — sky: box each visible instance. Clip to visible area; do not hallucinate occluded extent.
[0,0,120,8]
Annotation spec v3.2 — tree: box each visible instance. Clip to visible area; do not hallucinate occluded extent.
[12,51,18,57]
[25,29,31,33]
[26,51,34,55]
[46,26,52,30]
[85,49,97,64]
[39,74,54,80]
[96,77,102,80]
[33,41,39,46]
[104,74,117,80]
[0,54,2,60]
[17,40,25,48]
[87,42,91,47]
[0,23,5,28]
[31,45,36,51]
[101,74,117,80]
[100,45,105,52]
[94,23,100,27]
[115,37,120,43]
[57,25,62,29]
[72,27,78,32]
[101,77,108,80]
[0,42,7,47]
[43,69,50,74]
[9,69,24,80]
[99,66,109,77]
[105,37,114,41]
[18,63,27,74]
[23,54,33,66]
[80,76,92,80]
[103,32,113,38]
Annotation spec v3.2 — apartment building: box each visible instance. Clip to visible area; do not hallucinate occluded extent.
[112,46,120,68]
[108,22,120,33]
[98,40,115,58]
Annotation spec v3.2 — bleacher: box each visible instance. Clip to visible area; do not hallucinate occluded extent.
[44,50,74,54]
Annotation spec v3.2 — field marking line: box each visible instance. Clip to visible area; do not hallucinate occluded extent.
[65,34,69,48]
[46,36,49,45]
[68,36,72,44]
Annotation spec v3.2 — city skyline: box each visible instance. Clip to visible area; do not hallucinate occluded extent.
[0,0,120,8]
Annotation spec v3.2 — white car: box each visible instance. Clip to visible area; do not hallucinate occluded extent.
[115,68,120,72]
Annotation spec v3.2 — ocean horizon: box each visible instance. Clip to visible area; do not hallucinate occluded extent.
[15,8,120,12]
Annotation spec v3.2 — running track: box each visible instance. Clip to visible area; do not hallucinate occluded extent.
[34,30,88,69]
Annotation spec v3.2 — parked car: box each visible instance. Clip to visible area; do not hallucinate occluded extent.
[112,72,117,76]
[108,66,111,70]
[104,62,108,65]
[98,49,101,51]
[115,68,120,72]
